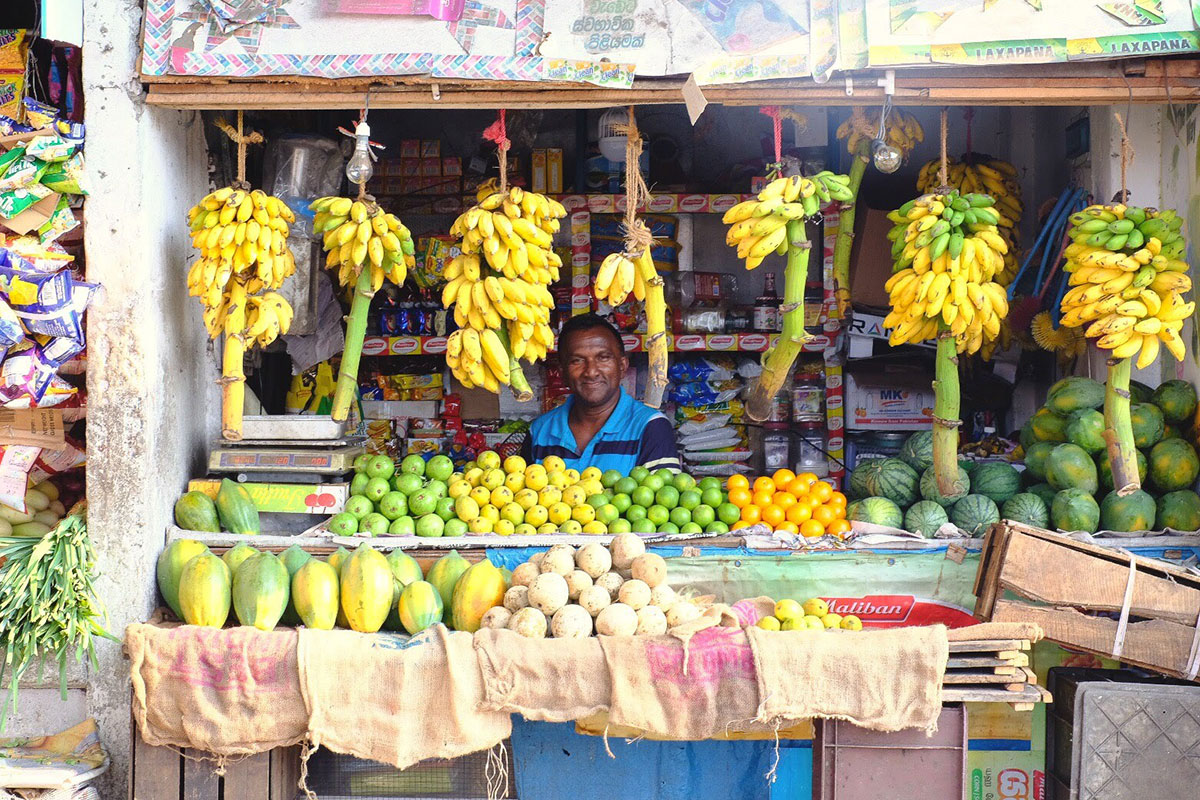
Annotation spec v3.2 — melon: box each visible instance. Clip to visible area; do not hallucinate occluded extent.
[635,605,668,635]
[1151,379,1198,423]
[527,572,569,616]
[596,603,639,636]
[1026,483,1058,508]
[1045,443,1099,494]
[575,543,612,579]
[862,458,920,507]
[1023,441,1057,482]
[1099,490,1156,533]
[551,604,593,639]
[949,495,1000,536]
[848,459,885,500]
[509,607,548,638]
[1001,493,1049,529]
[903,500,949,537]
[899,430,935,472]
[970,462,1022,505]
[481,606,513,630]
[919,466,970,507]
[847,496,903,528]
[617,579,651,610]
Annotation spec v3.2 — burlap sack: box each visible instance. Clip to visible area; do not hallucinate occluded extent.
[747,625,948,733]
[600,627,760,739]
[126,623,307,754]
[474,629,609,722]
[297,625,511,769]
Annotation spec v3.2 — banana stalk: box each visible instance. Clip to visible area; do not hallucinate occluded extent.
[639,248,669,408]
[833,140,870,317]
[932,323,961,496]
[745,219,810,420]
[221,281,248,440]
[1104,356,1141,495]
[498,326,532,402]
[332,266,373,422]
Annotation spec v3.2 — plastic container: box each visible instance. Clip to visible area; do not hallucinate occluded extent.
[792,365,824,422]
[763,425,790,473]
[794,420,828,478]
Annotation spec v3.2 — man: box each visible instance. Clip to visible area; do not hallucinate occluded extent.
[521,314,681,474]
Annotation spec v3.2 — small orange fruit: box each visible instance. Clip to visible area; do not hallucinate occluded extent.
[727,474,750,492]
[753,476,776,495]
[771,468,796,487]
[810,481,833,503]
[731,520,751,530]
[795,472,819,487]
[753,490,775,508]
[785,477,813,497]
[762,504,786,528]
[812,504,838,527]
[786,503,812,524]
[799,519,825,538]
[776,521,799,534]
[827,518,852,538]
[741,504,762,524]
[728,487,753,508]
[772,491,797,510]
[827,491,847,509]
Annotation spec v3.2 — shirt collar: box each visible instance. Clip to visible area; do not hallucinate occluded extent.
[549,387,632,453]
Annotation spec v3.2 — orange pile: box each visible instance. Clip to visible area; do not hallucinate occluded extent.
[726,469,849,539]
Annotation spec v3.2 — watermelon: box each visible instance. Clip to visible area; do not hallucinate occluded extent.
[848,459,885,500]
[1098,449,1148,491]
[1051,488,1101,533]
[1155,490,1200,531]
[903,501,949,537]
[1129,379,1154,404]
[899,431,934,472]
[1029,407,1070,443]
[950,494,1000,536]
[1066,409,1106,454]
[959,459,979,476]
[1148,438,1200,492]
[862,458,920,507]
[919,466,970,506]
[970,462,1022,505]
[1027,483,1058,508]
[1045,443,1099,493]
[1002,493,1049,528]
[1151,379,1198,423]
[1045,376,1105,415]
[847,496,904,528]
[1130,403,1165,449]
[1099,490,1156,533]
[1023,441,1058,482]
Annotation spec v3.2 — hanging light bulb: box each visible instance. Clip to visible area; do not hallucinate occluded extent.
[345,121,374,186]
[873,139,902,174]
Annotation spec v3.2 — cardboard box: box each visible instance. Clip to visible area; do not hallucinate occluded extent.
[400,159,420,177]
[849,205,895,311]
[966,748,1045,800]
[0,408,64,447]
[400,140,420,159]
[442,157,462,177]
[548,148,564,193]
[845,365,934,429]
[0,193,60,236]
[420,140,441,158]
[420,157,442,177]
[361,400,440,419]
[187,479,348,515]
[531,149,547,193]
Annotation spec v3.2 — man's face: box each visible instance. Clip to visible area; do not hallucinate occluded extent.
[561,327,628,409]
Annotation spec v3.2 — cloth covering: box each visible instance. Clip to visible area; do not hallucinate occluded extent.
[474,629,609,722]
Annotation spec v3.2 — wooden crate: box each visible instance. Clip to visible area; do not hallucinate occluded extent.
[133,724,300,800]
[974,521,1200,681]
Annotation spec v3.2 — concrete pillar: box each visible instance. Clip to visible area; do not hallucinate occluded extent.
[82,2,218,796]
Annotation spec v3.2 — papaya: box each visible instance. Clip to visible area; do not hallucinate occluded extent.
[1051,488,1100,533]
[383,550,425,631]
[292,559,340,630]
[174,491,220,532]
[1045,376,1105,415]
[1148,438,1200,492]
[232,553,290,630]
[1045,443,1098,494]
[216,478,260,534]
[1099,489,1156,533]
[1130,403,1165,450]
[156,539,209,619]
[398,580,444,634]
[1029,407,1070,443]
[1156,490,1200,531]
[1023,441,1058,482]
[448,559,507,633]
[178,552,232,627]
[1151,379,1198,424]
[340,544,393,633]
[1066,409,1106,455]
[327,546,352,628]
[222,542,259,575]
[279,545,313,625]
[1018,421,1036,452]
[1129,379,1154,404]
[425,549,471,611]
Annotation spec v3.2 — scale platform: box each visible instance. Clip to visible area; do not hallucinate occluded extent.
[208,437,366,483]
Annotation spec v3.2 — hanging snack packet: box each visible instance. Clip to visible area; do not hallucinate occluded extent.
[36,195,80,243]
[0,443,39,512]
[22,98,59,130]
[41,152,87,195]
[26,132,76,163]
[30,333,84,370]
[0,146,38,192]
[0,115,31,136]
[0,72,22,120]
[0,31,27,72]
[0,235,73,272]
[28,437,86,485]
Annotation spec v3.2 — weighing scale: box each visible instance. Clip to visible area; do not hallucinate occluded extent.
[207,416,365,483]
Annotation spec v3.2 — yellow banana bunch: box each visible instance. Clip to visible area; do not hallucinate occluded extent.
[442,185,566,393]
[594,252,641,306]
[918,156,1021,284]
[186,186,298,338]
[883,188,1011,356]
[836,107,924,157]
[723,171,852,270]
[311,196,416,293]
[244,292,295,348]
[1058,203,1192,366]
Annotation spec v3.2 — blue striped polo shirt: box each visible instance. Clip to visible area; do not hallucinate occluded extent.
[521,388,681,474]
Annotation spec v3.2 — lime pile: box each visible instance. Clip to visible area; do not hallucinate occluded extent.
[329,452,464,537]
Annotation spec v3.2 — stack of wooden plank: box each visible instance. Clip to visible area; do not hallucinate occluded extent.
[974,521,1200,682]
[942,637,1048,710]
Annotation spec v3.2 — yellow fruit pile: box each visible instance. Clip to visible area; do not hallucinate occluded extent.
[882,189,1010,356]
[312,196,416,292]
[186,186,297,343]
[918,156,1022,284]
[722,172,852,270]
[1060,204,1193,367]
[441,184,565,392]
[835,107,924,157]
[755,597,862,632]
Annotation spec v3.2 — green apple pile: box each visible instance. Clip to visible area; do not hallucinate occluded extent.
[328,452,467,537]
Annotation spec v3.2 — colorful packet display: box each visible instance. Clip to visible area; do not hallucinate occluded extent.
[28,437,86,485]
[668,378,743,405]
[41,153,86,195]
[26,133,76,163]
[31,333,84,370]
[0,146,36,192]
[10,277,96,342]
[37,196,80,243]
[0,72,23,120]
[0,258,73,311]
[0,295,24,351]
[0,235,73,272]
[22,98,58,130]
[0,32,27,72]
[668,357,737,383]
[0,115,32,136]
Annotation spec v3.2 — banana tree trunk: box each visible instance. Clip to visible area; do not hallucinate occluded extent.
[745,219,811,422]
[1104,356,1141,495]
[332,266,373,422]
[932,323,961,495]
[640,248,669,408]
[220,281,248,441]
[833,141,870,317]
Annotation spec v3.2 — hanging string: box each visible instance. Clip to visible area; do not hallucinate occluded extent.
[963,107,974,158]
[214,110,263,186]
[938,109,949,190]
[615,106,653,255]
[482,109,512,192]
[759,106,784,175]
[1114,112,1134,204]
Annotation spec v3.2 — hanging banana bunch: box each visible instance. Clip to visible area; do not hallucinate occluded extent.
[187,185,298,440]
[832,107,923,316]
[725,171,851,421]
[311,195,417,421]
[441,182,566,399]
[918,155,1022,286]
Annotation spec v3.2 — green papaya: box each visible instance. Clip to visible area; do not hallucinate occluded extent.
[174,491,220,532]
[216,478,260,534]
[156,539,209,619]
[232,553,290,630]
